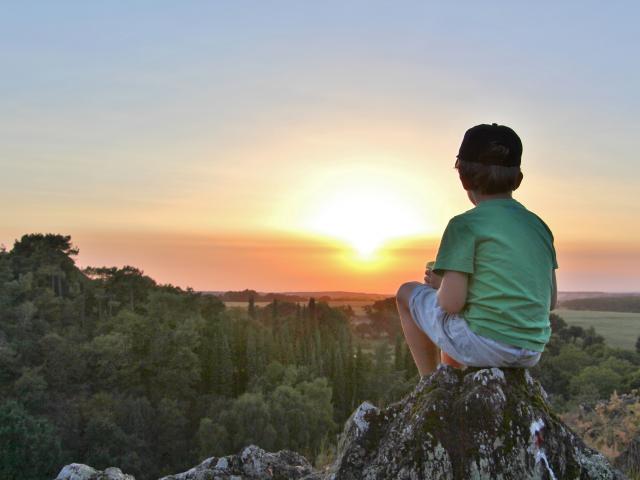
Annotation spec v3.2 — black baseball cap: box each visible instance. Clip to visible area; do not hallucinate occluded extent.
[457,123,522,167]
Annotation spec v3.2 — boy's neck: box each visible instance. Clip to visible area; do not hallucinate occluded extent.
[468,191,513,206]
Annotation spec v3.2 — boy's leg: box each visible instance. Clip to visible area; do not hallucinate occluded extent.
[396,282,440,376]
[441,350,465,368]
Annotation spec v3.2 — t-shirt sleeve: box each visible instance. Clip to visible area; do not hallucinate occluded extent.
[535,214,559,270]
[433,216,475,275]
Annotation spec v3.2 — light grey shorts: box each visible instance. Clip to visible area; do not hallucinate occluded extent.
[409,284,541,368]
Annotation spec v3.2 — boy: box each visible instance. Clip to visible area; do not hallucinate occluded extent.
[396,123,558,376]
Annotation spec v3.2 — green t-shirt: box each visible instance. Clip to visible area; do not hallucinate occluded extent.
[433,198,557,352]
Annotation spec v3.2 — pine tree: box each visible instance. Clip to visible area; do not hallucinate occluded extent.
[403,343,418,379]
[248,295,256,319]
[271,299,279,332]
[352,344,367,408]
[215,331,234,397]
[394,334,404,371]
[308,297,317,328]
[332,345,347,419]
[246,328,259,382]
[231,320,249,396]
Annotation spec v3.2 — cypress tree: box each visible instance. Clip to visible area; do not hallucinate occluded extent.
[214,331,233,397]
[308,297,317,328]
[271,299,279,332]
[394,334,404,371]
[353,344,367,407]
[248,295,256,319]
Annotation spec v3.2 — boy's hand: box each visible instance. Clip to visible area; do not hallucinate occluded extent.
[424,268,442,289]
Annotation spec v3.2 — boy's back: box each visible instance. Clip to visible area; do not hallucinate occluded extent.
[433,197,557,352]
[396,122,558,376]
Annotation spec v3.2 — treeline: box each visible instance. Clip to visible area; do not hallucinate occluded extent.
[560,295,640,313]
[531,314,640,411]
[216,289,308,302]
[0,234,417,480]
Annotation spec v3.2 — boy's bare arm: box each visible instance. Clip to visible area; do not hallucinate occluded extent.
[436,271,469,314]
[550,270,557,310]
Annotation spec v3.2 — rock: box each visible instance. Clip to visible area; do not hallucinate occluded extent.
[55,463,135,480]
[328,365,627,479]
[159,445,315,480]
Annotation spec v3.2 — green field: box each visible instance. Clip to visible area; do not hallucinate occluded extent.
[554,309,640,350]
[224,301,272,309]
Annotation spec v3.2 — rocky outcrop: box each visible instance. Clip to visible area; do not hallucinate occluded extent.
[55,463,135,480]
[159,445,316,480]
[330,365,626,479]
[54,366,627,480]
[54,447,316,480]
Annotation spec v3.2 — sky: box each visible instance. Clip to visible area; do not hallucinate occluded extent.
[1,1,639,293]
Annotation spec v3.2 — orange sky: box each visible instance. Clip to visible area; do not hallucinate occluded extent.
[7,228,625,294]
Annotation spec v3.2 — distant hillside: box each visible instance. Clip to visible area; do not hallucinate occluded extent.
[201,289,390,302]
[560,294,640,313]
[557,291,608,302]
[204,289,308,302]
[284,291,390,301]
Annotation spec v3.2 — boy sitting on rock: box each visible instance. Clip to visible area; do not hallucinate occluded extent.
[396,123,558,376]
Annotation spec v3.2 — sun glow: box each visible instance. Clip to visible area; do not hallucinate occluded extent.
[305,183,427,259]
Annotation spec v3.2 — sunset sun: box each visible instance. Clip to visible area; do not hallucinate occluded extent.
[305,183,426,259]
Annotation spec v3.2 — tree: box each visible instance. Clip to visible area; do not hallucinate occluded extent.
[83,266,156,313]
[83,416,131,472]
[9,234,79,297]
[196,417,229,458]
[394,334,404,371]
[221,393,277,452]
[364,297,400,338]
[308,297,317,325]
[549,313,567,333]
[271,299,279,331]
[213,326,234,397]
[154,398,189,473]
[248,295,256,319]
[351,344,368,409]
[570,366,623,400]
[636,335,640,354]
[0,400,61,480]
[39,333,87,392]
[13,367,48,412]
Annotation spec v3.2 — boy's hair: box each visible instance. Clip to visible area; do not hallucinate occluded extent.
[455,143,522,194]
[455,123,523,194]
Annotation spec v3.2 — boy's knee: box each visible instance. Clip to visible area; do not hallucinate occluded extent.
[396,282,421,309]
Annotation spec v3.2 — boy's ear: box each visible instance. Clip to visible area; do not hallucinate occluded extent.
[513,171,524,191]
[459,172,473,191]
